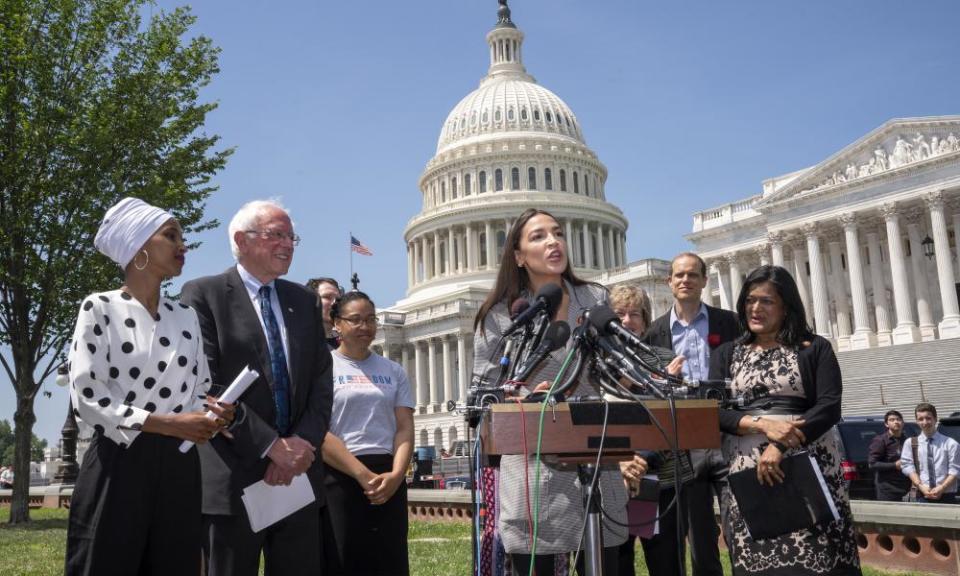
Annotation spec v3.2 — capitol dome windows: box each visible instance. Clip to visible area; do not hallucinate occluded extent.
[560,169,567,192]
[573,171,580,194]
[583,173,589,196]
[471,112,477,126]
[479,171,487,193]
[521,108,528,121]
[441,180,447,202]
[464,173,472,196]
[545,168,553,190]
[528,167,537,190]
[546,111,553,123]
[451,177,458,198]
[508,108,515,121]
[534,110,541,122]
[495,109,502,122]
[511,168,520,190]
[495,169,504,191]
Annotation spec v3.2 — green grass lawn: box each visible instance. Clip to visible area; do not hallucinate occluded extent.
[1,507,934,576]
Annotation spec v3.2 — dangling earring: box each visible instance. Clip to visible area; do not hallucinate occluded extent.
[133,249,150,271]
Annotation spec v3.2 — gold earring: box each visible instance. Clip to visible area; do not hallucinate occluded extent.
[133,249,150,271]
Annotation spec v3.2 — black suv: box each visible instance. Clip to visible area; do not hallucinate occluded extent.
[833,416,919,500]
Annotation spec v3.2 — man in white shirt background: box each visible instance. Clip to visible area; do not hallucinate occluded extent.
[901,402,959,504]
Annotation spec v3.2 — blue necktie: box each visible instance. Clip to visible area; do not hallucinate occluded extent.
[258,285,290,435]
[926,437,937,490]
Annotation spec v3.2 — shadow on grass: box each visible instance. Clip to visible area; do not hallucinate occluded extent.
[0,518,69,532]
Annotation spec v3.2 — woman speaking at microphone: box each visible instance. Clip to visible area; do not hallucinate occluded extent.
[473,208,628,576]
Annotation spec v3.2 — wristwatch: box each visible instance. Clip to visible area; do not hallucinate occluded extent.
[751,415,763,422]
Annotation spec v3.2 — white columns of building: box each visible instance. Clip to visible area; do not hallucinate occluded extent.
[827,239,852,348]
[442,336,453,407]
[790,243,815,329]
[433,231,442,278]
[768,232,785,267]
[466,224,476,271]
[414,341,425,411]
[802,224,833,340]
[839,214,877,349]
[407,243,414,287]
[427,337,439,411]
[457,334,469,402]
[582,221,593,269]
[754,244,771,267]
[881,202,921,344]
[446,227,456,276]
[485,221,494,270]
[953,210,960,283]
[865,231,893,346]
[712,261,731,310]
[906,214,937,341]
[597,224,607,270]
[564,219,574,266]
[926,192,960,338]
[727,255,743,303]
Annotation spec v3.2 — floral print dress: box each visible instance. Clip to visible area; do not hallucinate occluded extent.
[721,344,861,575]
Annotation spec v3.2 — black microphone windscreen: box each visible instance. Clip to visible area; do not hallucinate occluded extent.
[544,320,571,351]
[536,283,564,317]
[587,303,619,332]
[510,298,530,319]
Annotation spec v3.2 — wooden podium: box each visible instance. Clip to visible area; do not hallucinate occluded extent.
[480,399,720,463]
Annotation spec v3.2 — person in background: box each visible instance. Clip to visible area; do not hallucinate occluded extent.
[181,199,333,576]
[65,197,233,576]
[473,208,628,575]
[901,402,959,504]
[710,265,861,575]
[609,283,683,576]
[640,253,738,576]
[867,410,911,501]
[307,277,343,347]
[321,291,415,575]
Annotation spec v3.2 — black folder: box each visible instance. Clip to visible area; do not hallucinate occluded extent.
[727,451,839,540]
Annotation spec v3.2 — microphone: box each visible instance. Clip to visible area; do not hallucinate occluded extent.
[499,298,531,367]
[512,320,571,383]
[586,303,645,349]
[503,283,563,337]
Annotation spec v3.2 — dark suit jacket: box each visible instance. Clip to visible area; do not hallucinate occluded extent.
[640,303,739,353]
[181,267,333,515]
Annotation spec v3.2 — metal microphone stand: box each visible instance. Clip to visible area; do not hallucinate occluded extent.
[577,463,605,576]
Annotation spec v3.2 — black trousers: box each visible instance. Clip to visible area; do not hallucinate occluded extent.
[617,535,637,576]
[322,453,409,576]
[510,546,620,576]
[686,449,725,576]
[65,432,201,576]
[639,486,687,576]
[203,497,321,576]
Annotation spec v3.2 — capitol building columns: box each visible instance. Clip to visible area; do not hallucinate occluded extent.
[839,214,878,349]
[881,202,922,345]
[927,192,960,338]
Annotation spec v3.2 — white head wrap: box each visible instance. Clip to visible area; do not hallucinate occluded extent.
[94,197,174,268]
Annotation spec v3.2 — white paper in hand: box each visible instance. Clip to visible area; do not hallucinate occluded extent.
[241,474,316,533]
[179,366,259,453]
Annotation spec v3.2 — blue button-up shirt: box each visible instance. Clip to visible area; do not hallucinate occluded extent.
[900,431,960,493]
[670,302,709,381]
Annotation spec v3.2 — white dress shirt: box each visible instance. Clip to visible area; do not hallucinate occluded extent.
[900,431,960,492]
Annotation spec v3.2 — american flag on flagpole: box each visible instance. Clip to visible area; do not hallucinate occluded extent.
[350,235,373,256]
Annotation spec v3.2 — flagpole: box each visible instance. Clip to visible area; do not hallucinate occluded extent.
[349,231,353,284]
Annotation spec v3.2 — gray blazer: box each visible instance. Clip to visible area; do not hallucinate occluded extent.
[473,280,628,554]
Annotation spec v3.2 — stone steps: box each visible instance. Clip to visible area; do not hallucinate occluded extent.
[838,338,960,417]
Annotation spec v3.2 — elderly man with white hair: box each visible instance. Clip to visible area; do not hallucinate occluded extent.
[181,200,333,576]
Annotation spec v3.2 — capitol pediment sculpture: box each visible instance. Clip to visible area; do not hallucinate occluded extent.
[789,128,960,198]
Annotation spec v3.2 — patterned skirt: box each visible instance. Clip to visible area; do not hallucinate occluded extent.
[720,415,862,575]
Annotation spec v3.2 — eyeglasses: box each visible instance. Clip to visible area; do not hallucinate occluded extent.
[245,229,301,246]
[744,297,779,308]
[338,315,379,328]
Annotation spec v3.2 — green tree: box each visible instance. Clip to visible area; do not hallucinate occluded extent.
[0,0,232,523]
[0,420,46,466]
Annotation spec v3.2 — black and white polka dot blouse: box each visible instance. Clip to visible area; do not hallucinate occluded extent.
[67,289,212,447]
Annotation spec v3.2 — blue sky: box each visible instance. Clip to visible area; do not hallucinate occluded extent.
[6,0,960,444]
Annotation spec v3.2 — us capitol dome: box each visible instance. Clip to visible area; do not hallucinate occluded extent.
[375,1,659,450]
